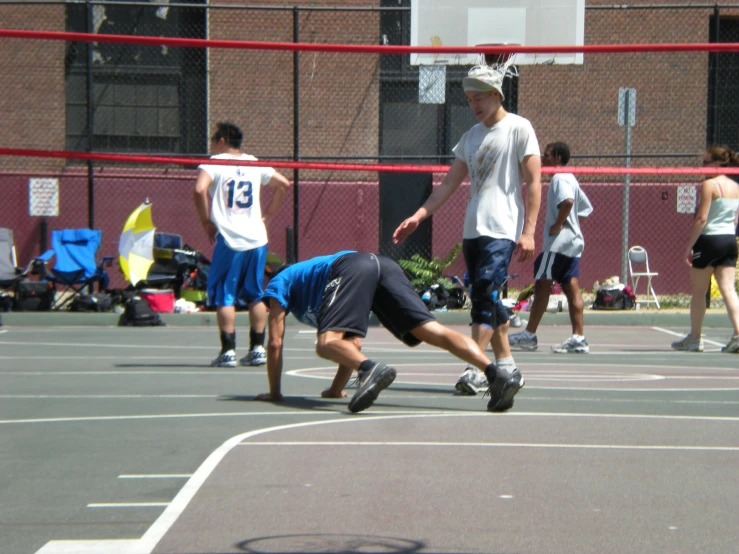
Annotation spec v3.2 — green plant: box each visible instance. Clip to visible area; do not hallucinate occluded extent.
[398,243,462,291]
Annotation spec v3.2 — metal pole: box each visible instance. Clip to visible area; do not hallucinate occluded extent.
[711,5,720,145]
[292,6,300,262]
[86,0,95,230]
[621,90,632,284]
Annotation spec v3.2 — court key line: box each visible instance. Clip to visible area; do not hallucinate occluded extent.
[239,440,739,452]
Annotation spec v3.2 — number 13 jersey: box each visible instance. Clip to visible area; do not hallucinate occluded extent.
[199,153,276,251]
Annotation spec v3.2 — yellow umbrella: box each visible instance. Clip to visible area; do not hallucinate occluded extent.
[118,200,156,286]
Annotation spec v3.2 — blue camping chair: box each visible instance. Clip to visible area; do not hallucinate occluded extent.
[35,229,114,309]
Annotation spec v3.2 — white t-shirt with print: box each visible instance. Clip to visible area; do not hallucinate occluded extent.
[198,153,275,252]
[452,113,540,241]
[543,172,593,258]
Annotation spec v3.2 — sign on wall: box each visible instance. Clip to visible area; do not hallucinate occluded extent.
[29,178,59,217]
[676,185,697,214]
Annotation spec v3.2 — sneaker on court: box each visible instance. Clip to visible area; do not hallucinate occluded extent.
[552,336,590,354]
[455,365,489,395]
[508,330,538,351]
[240,345,267,366]
[348,363,397,413]
[211,350,237,367]
[484,366,525,412]
[721,335,739,353]
[671,334,704,352]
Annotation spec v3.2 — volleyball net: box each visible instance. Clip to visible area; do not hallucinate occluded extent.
[1,1,738,304]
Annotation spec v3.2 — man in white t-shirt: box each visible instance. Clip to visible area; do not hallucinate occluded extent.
[510,142,593,353]
[393,64,541,411]
[193,122,290,367]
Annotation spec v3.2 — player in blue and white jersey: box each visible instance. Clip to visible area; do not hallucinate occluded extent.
[193,122,291,368]
[255,251,520,414]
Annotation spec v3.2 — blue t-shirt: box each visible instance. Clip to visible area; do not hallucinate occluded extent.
[262,251,355,327]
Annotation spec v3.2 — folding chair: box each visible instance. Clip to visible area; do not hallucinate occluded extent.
[0,228,33,308]
[35,229,114,310]
[628,245,660,310]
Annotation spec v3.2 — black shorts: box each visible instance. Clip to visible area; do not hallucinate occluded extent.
[372,255,435,346]
[317,252,434,346]
[691,235,738,269]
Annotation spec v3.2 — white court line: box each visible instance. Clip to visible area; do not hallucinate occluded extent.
[35,411,739,554]
[240,440,739,452]
[9,408,739,428]
[0,411,346,425]
[3,393,739,402]
[652,326,726,347]
[87,503,169,508]
[0,394,218,399]
[0,356,313,361]
[118,474,191,479]
[0,371,266,376]
[0,341,317,352]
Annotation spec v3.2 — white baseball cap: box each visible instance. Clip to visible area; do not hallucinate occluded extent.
[462,66,505,100]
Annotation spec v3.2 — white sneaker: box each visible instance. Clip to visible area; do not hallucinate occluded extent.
[671,334,704,352]
[721,335,739,353]
[240,345,267,366]
[455,365,489,395]
[211,349,237,367]
[552,335,590,354]
[509,330,538,351]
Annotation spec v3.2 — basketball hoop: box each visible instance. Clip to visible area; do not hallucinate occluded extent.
[476,43,519,77]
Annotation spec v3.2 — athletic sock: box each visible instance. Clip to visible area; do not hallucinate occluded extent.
[220,330,236,353]
[249,329,265,350]
[496,357,516,377]
[358,359,376,376]
[484,362,498,378]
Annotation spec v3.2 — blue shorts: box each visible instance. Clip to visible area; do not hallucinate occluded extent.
[463,237,515,288]
[463,237,515,328]
[534,251,580,285]
[207,236,267,307]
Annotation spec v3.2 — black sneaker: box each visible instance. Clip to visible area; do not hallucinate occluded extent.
[484,366,525,412]
[347,363,397,413]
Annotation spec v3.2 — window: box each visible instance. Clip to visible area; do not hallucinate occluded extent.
[707,16,739,150]
[65,0,206,154]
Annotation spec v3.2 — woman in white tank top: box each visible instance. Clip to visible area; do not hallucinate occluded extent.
[672,146,739,353]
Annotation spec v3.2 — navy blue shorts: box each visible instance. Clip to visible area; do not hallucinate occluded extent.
[463,237,515,328]
[533,251,581,285]
[463,237,515,288]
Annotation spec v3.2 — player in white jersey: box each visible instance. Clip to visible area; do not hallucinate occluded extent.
[193,122,291,367]
[509,142,594,354]
[393,64,541,409]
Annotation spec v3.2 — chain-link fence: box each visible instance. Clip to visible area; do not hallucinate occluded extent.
[1,1,739,306]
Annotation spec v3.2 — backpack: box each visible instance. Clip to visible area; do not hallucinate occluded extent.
[69,292,113,313]
[446,287,467,309]
[593,286,634,310]
[118,297,166,327]
[421,284,450,310]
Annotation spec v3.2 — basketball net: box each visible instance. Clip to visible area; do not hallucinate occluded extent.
[477,43,519,78]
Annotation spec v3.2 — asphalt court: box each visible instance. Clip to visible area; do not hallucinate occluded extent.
[0,321,737,554]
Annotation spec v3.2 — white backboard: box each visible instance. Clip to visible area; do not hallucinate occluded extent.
[411,0,585,66]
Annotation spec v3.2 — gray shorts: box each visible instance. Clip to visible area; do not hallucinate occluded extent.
[318,252,434,346]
